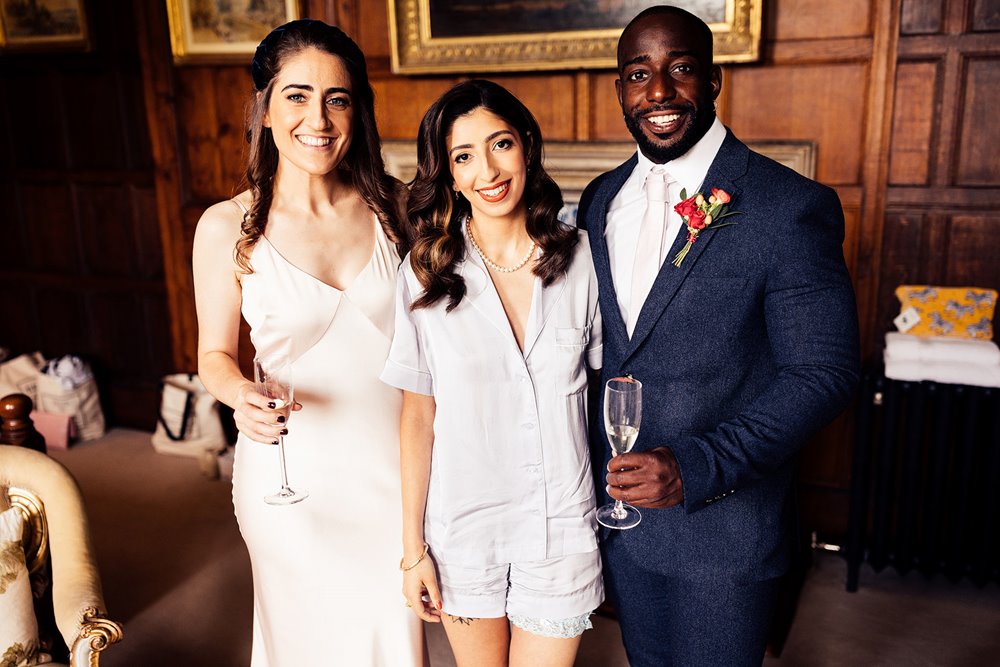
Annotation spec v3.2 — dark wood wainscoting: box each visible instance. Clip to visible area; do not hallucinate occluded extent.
[1,0,996,538]
[0,2,172,429]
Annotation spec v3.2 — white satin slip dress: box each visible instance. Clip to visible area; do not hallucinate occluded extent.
[234,214,423,666]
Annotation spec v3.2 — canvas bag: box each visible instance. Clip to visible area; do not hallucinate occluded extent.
[151,374,226,458]
[34,363,105,442]
[0,352,45,404]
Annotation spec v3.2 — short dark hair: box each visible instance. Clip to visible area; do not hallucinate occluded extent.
[617,5,715,72]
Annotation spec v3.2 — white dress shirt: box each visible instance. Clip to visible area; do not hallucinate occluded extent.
[381,227,602,567]
[605,117,727,326]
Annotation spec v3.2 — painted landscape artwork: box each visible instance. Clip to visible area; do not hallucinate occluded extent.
[0,0,88,48]
[186,0,288,45]
[167,0,300,62]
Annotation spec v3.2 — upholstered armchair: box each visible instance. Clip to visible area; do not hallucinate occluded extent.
[1,394,123,665]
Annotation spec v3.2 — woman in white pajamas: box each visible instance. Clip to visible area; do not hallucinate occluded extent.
[380,80,604,667]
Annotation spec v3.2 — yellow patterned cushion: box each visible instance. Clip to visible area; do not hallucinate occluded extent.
[895,286,997,339]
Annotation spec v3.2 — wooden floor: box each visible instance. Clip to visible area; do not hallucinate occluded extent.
[50,429,1000,666]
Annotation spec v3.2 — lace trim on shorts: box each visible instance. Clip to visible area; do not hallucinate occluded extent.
[508,612,593,639]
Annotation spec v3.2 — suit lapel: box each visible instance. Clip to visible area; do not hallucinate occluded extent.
[625,132,750,362]
[589,154,638,356]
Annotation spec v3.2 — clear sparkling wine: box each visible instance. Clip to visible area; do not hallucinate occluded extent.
[255,356,307,506]
[606,424,638,456]
[597,376,643,530]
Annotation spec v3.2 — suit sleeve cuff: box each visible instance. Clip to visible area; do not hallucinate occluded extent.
[670,435,720,514]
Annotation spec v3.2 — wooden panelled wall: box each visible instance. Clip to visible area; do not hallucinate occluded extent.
[879,0,1000,342]
[0,1,172,428]
[0,0,988,534]
[137,0,999,536]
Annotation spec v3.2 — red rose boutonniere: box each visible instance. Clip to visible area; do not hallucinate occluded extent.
[671,187,739,267]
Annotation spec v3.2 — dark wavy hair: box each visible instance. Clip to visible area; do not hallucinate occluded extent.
[408,79,576,311]
[235,19,409,272]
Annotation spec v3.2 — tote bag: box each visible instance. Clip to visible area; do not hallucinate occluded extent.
[35,371,105,442]
[0,352,45,404]
[151,374,226,458]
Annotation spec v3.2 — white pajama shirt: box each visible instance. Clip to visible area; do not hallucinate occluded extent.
[381,227,602,568]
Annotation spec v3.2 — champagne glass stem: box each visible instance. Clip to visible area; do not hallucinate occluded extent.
[277,435,291,492]
[613,498,627,520]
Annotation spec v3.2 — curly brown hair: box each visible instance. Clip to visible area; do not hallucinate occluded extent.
[408,79,577,312]
[235,20,409,273]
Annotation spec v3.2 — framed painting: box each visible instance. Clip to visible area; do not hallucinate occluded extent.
[389,0,763,74]
[381,139,814,224]
[0,0,89,51]
[166,0,300,64]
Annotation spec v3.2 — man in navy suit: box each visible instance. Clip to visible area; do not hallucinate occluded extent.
[578,6,860,665]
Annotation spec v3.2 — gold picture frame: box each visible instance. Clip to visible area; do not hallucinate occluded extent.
[382,139,814,223]
[0,0,89,51]
[388,0,763,75]
[166,0,300,64]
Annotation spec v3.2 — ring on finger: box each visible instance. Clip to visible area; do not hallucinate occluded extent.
[405,600,412,608]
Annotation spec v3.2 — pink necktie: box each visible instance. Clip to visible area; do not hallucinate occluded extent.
[627,167,671,337]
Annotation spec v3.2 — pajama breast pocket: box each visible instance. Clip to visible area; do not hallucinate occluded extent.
[553,326,590,395]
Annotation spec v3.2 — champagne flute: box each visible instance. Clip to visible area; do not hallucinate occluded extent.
[597,377,642,530]
[254,355,308,505]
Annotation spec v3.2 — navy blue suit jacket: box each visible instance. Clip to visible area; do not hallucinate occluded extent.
[579,130,860,583]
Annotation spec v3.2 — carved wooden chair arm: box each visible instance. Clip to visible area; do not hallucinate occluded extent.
[70,606,124,667]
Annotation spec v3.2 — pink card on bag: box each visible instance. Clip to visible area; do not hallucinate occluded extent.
[29,410,76,449]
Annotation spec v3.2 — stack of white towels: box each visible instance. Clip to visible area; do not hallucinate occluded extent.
[884,332,1000,387]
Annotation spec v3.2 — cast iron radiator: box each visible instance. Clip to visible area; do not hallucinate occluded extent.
[845,369,1000,591]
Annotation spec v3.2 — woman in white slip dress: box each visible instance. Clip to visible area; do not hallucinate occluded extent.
[192,20,423,666]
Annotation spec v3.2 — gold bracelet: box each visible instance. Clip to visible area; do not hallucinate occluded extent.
[399,543,429,571]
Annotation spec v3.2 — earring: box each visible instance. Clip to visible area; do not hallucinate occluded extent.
[454,189,460,201]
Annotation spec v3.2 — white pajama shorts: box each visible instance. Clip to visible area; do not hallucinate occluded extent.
[436,548,604,638]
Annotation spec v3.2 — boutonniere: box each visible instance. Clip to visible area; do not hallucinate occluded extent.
[671,188,739,267]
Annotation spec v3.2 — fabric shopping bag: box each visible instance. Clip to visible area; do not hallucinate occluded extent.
[0,352,46,404]
[151,374,227,461]
[34,361,105,442]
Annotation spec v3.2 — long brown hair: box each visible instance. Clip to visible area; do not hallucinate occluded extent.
[235,19,409,272]
[408,79,576,311]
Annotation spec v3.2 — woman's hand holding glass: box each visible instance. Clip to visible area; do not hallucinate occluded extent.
[232,382,301,445]
[254,356,308,505]
[401,547,443,623]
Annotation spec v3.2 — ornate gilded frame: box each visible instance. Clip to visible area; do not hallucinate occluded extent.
[388,0,763,74]
[166,0,300,64]
[0,0,89,51]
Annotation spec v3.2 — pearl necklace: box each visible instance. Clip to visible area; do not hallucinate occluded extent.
[466,219,537,273]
